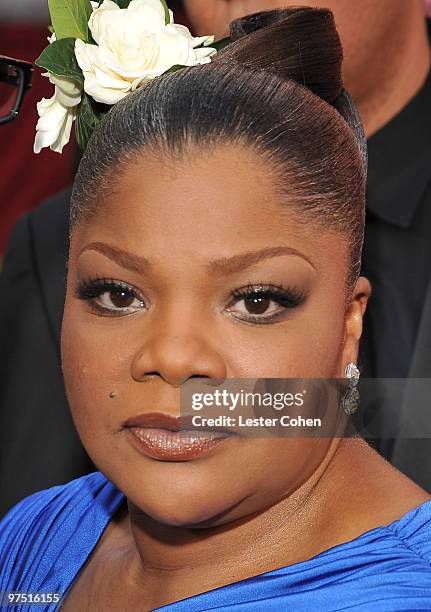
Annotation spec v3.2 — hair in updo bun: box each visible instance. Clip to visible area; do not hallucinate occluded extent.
[72,7,367,285]
[222,7,367,170]
[223,7,343,103]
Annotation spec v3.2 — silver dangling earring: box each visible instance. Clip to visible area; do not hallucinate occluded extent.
[341,362,360,415]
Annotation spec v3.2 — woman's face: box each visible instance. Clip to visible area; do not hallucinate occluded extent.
[62,144,369,527]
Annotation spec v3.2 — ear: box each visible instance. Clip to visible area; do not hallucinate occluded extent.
[340,276,371,375]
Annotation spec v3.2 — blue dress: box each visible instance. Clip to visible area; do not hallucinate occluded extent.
[1,471,431,611]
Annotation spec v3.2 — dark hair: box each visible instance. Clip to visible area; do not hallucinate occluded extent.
[71,7,367,285]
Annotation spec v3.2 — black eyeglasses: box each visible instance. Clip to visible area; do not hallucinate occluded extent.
[0,56,33,126]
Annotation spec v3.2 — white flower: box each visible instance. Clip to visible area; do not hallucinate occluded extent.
[74,0,216,105]
[34,74,82,154]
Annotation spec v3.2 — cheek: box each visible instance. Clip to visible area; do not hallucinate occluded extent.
[61,300,132,436]
[225,297,345,378]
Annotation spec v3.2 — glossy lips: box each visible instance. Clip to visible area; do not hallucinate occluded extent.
[123,412,231,461]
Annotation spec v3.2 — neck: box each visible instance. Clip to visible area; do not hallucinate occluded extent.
[350,9,430,137]
[123,438,363,606]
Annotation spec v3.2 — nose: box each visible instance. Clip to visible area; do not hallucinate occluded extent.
[131,331,227,387]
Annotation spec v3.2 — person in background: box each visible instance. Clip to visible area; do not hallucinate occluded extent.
[0,0,430,517]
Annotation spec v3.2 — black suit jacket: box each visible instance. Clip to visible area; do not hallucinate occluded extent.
[0,189,94,517]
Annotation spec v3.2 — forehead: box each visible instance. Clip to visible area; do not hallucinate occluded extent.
[81,143,295,236]
[110,143,279,223]
[72,143,347,278]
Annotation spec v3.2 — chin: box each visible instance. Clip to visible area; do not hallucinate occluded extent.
[108,462,245,528]
[130,488,236,528]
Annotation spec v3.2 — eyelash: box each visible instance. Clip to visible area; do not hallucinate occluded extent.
[75,278,146,317]
[75,278,306,323]
[228,283,306,324]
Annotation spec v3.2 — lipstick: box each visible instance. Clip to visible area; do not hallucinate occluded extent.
[123,412,232,461]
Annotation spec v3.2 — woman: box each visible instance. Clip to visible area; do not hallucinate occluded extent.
[1,6,431,611]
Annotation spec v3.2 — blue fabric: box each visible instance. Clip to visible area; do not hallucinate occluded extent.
[1,472,431,611]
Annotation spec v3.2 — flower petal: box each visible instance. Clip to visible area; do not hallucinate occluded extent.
[166,24,214,49]
[48,74,82,107]
[75,0,217,105]
[34,95,73,154]
[50,109,75,153]
[194,46,217,63]
[128,0,165,23]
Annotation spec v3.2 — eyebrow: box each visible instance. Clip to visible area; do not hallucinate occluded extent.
[207,246,316,274]
[79,242,151,274]
[79,242,315,275]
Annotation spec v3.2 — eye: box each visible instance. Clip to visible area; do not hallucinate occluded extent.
[226,283,305,324]
[76,278,146,315]
[97,289,143,311]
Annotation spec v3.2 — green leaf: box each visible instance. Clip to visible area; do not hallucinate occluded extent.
[75,93,101,151]
[48,0,93,41]
[212,37,230,52]
[163,64,184,76]
[36,38,84,85]
[160,0,170,24]
[114,0,132,7]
